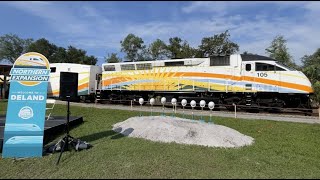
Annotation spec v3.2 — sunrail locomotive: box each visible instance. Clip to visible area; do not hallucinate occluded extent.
[96,54,313,111]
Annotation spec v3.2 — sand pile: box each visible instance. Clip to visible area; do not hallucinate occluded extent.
[112,116,254,148]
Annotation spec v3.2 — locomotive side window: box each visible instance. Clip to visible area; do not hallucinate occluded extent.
[50,67,56,73]
[120,64,135,71]
[165,61,184,66]
[245,64,251,71]
[136,63,152,70]
[104,65,116,71]
[256,63,281,71]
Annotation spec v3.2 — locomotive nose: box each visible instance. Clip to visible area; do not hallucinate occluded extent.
[301,72,314,94]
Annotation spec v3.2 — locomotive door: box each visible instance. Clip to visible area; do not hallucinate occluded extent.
[95,73,102,90]
[242,62,255,92]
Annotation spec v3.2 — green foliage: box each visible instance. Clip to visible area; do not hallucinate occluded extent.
[198,30,239,57]
[65,46,97,65]
[312,81,320,104]
[167,37,183,59]
[120,34,146,62]
[50,47,68,63]
[27,38,58,62]
[137,48,152,61]
[0,34,33,63]
[167,37,196,59]
[148,39,170,60]
[0,35,97,65]
[105,53,121,63]
[180,41,197,59]
[265,35,297,69]
[301,48,320,103]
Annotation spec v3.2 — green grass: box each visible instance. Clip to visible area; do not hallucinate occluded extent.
[1,101,320,178]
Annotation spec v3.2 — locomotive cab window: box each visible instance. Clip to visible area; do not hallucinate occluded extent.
[275,66,285,71]
[256,63,280,71]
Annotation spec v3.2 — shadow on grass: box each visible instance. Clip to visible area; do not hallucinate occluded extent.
[111,128,134,140]
[77,127,134,142]
[78,130,117,142]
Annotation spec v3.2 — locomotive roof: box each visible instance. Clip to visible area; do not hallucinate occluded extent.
[240,54,276,61]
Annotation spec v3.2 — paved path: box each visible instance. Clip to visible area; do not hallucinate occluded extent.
[56,101,320,124]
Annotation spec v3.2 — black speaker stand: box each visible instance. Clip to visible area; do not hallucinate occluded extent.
[55,96,76,165]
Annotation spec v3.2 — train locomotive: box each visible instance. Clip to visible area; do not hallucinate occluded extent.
[48,54,313,112]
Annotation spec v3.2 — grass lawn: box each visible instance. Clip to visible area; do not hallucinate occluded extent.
[1,101,320,178]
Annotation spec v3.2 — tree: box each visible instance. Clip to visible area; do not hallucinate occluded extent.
[265,35,297,68]
[105,53,121,63]
[180,41,197,58]
[198,30,239,57]
[27,38,58,61]
[83,55,98,65]
[66,46,86,64]
[148,39,170,60]
[167,37,183,59]
[301,48,320,84]
[301,48,320,103]
[64,46,97,65]
[166,37,196,59]
[120,34,146,62]
[0,34,33,63]
[137,48,152,61]
[50,47,67,63]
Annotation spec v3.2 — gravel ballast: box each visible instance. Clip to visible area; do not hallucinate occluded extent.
[112,116,254,148]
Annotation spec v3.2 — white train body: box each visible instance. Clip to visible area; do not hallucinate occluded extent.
[48,63,101,98]
[100,54,313,94]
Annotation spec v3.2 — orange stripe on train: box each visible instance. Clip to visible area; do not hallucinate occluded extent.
[173,72,312,93]
[78,83,89,91]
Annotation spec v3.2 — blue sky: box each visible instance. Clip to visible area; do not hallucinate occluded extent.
[0,1,319,66]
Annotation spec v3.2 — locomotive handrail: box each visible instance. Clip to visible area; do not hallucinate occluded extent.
[96,98,316,116]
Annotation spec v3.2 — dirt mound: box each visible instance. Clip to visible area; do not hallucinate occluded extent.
[113,116,254,148]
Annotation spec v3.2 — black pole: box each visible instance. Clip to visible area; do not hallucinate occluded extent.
[66,96,70,151]
[56,96,71,165]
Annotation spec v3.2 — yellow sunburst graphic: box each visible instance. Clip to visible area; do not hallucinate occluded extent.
[103,67,248,92]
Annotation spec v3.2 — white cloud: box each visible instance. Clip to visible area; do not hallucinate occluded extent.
[4,1,320,65]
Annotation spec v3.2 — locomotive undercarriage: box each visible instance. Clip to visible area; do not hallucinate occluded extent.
[96,90,312,114]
